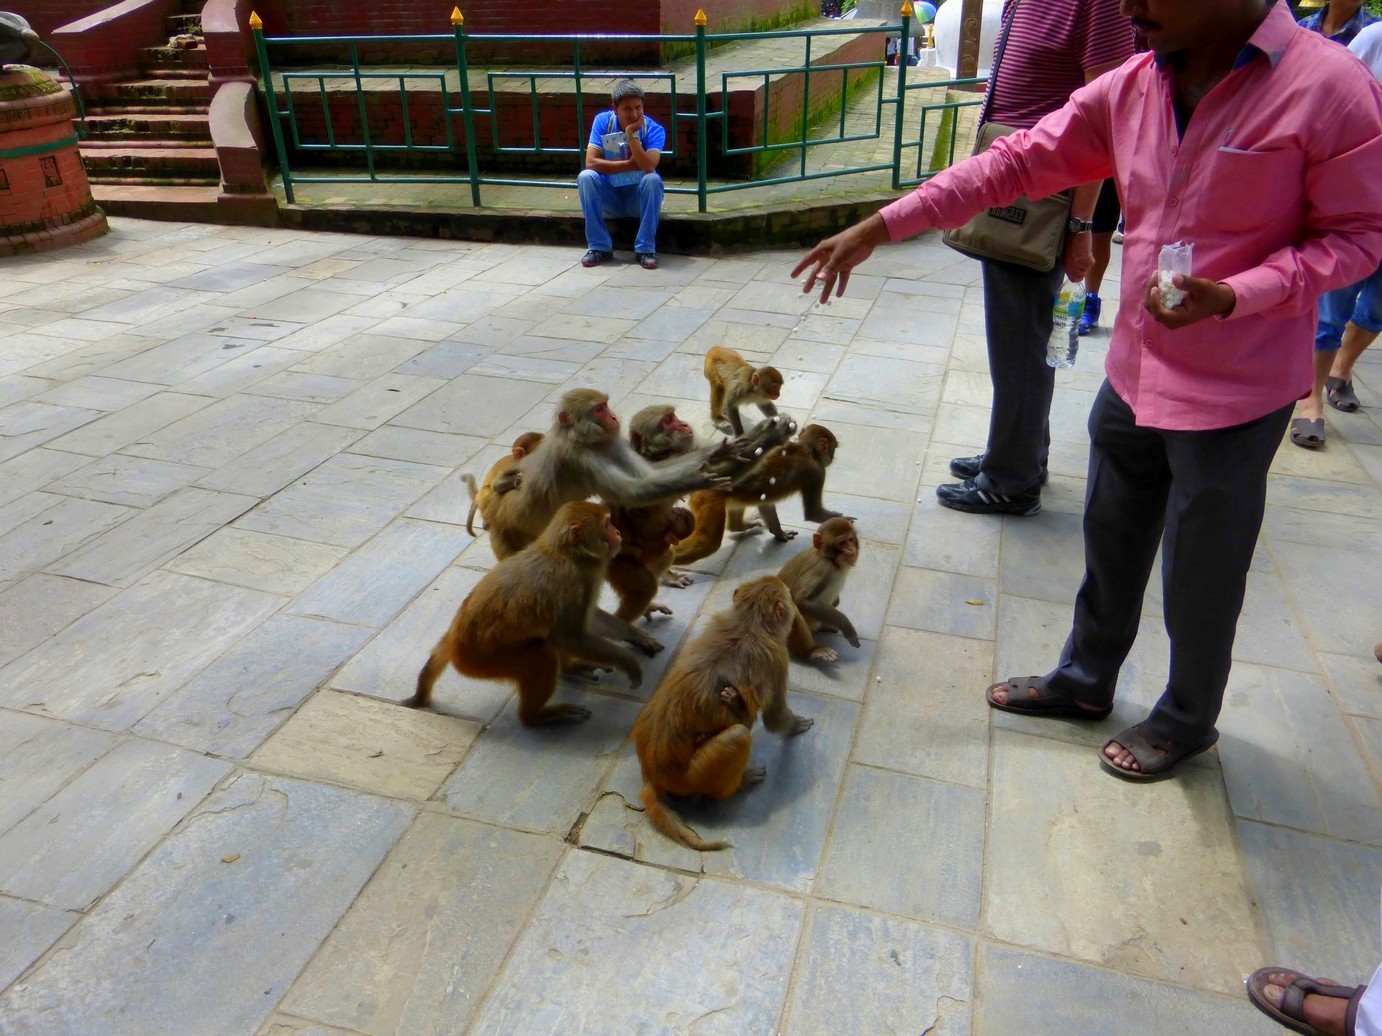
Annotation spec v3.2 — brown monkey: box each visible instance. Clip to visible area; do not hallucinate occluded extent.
[608,505,696,621]
[705,345,784,435]
[478,389,729,563]
[462,431,544,536]
[778,517,862,663]
[633,575,812,851]
[673,423,850,565]
[409,501,646,724]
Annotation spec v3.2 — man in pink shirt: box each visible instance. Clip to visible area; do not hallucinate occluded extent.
[793,0,1382,780]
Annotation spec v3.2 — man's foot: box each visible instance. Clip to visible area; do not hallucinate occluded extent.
[636,252,659,270]
[1290,416,1326,449]
[1099,722,1219,781]
[581,249,613,268]
[936,478,1041,516]
[1325,376,1361,413]
[948,454,1048,487]
[1246,967,1364,1036]
[1077,291,1101,336]
[985,676,1111,719]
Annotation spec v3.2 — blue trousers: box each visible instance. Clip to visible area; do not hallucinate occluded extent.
[1315,261,1382,351]
[577,169,663,255]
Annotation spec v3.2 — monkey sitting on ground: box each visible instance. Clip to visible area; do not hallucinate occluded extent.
[633,575,812,851]
[705,345,784,435]
[408,501,647,724]
[462,431,543,536]
[778,517,862,663]
[672,423,851,565]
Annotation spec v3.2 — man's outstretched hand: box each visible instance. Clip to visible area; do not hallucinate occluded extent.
[1143,272,1236,328]
[791,213,892,305]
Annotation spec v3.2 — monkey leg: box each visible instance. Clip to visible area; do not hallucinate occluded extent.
[725,501,762,534]
[514,647,591,726]
[671,492,729,566]
[406,641,451,709]
[607,557,659,624]
[757,505,796,542]
[685,725,757,800]
[786,607,836,663]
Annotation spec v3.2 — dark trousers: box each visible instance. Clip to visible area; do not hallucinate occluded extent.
[978,259,1064,495]
[1047,380,1293,743]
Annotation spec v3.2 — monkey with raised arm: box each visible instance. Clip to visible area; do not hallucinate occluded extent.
[778,517,862,663]
[409,501,645,724]
[705,345,784,435]
[634,575,811,851]
[462,431,544,536]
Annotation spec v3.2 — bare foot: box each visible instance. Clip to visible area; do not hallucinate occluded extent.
[1259,972,1353,1036]
[1102,738,1163,775]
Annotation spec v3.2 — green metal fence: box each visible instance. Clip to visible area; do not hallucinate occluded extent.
[251,5,985,210]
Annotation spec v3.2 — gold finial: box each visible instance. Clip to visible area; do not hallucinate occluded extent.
[900,1,914,16]
[248,10,262,29]
[451,7,464,25]
[694,9,707,25]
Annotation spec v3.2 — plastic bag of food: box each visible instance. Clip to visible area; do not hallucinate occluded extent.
[1158,241,1193,309]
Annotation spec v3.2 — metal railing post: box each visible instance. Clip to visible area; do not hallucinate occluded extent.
[891,2,912,191]
[695,9,708,214]
[251,11,294,204]
[452,7,482,207]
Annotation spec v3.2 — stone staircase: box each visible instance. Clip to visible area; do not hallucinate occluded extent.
[80,0,222,217]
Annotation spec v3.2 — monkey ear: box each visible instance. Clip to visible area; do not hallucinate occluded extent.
[558,410,572,426]
[567,522,584,545]
[812,532,824,550]
[775,599,787,622]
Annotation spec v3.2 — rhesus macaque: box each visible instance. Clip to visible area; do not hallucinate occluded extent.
[478,389,729,563]
[462,431,544,536]
[608,505,696,621]
[633,576,812,851]
[408,501,647,724]
[673,423,850,565]
[705,345,784,435]
[778,517,862,663]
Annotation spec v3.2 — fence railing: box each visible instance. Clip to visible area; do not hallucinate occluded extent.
[250,5,986,210]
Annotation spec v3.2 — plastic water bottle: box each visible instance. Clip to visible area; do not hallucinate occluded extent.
[1047,278,1085,369]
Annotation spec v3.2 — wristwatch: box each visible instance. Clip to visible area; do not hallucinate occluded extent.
[1066,217,1093,235]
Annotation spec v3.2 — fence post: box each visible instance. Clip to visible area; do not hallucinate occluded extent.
[251,11,294,204]
[452,7,482,207]
[891,1,912,191]
[695,8,708,214]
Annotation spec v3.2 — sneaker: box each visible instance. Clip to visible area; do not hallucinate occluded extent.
[948,454,1048,487]
[936,478,1042,516]
[636,252,659,270]
[581,249,613,268]
[1077,291,1101,336]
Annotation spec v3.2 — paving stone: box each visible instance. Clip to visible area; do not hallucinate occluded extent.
[854,627,991,789]
[47,487,259,588]
[0,448,89,508]
[122,394,320,470]
[33,375,161,411]
[196,422,363,498]
[176,345,313,397]
[391,340,495,379]
[904,492,1003,577]
[985,730,1261,995]
[783,905,974,1036]
[250,689,477,800]
[978,946,1266,1036]
[0,773,413,1036]
[1219,664,1382,845]
[257,1016,360,1036]
[166,527,351,595]
[1273,538,1382,657]
[438,691,641,836]
[235,452,450,548]
[817,765,986,928]
[390,373,553,437]
[1238,820,1382,984]
[468,850,804,1036]
[997,508,1085,605]
[581,692,857,891]
[1228,567,1321,673]
[0,494,133,585]
[134,614,374,758]
[815,418,924,503]
[0,401,105,462]
[0,712,117,837]
[0,569,282,730]
[0,738,229,910]
[281,814,561,1035]
[46,391,213,457]
[468,352,582,384]
[1267,472,1382,521]
[45,453,211,508]
[1322,650,1382,717]
[95,331,264,385]
[886,565,997,640]
[0,896,79,991]
[291,332,429,380]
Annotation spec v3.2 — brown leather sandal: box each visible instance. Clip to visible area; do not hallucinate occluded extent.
[984,676,1112,720]
[1246,966,1365,1036]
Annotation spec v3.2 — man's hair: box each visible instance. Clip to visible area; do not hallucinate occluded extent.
[611,79,644,106]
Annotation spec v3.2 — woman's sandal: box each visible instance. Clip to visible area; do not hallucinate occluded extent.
[1245,966,1365,1036]
[984,676,1112,720]
[1099,722,1220,782]
[1325,376,1361,413]
[1290,417,1326,449]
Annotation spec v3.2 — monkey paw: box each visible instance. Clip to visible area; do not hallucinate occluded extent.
[774,529,799,542]
[662,569,694,588]
[808,647,840,664]
[742,766,768,786]
[788,714,815,735]
[543,704,594,724]
[643,604,673,621]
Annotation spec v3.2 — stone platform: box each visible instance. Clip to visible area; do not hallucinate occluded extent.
[0,216,1378,1034]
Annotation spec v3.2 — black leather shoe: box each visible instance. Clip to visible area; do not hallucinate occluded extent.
[948,454,1049,487]
[581,249,613,268]
[936,478,1042,516]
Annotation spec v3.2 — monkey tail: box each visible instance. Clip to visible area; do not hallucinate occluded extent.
[461,473,480,536]
[640,783,731,852]
[406,646,449,709]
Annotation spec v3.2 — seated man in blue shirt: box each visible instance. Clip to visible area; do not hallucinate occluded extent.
[1298,0,1379,45]
[578,79,666,270]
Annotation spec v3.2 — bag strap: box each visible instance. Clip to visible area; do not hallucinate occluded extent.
[979,0,1021,128]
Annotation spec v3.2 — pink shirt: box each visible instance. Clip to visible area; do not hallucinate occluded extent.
[881,1,1382,430]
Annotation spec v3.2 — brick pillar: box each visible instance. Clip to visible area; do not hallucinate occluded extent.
[0,65,109,255]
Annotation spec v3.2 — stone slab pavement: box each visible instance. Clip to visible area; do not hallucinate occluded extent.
[0,216,1380,1035]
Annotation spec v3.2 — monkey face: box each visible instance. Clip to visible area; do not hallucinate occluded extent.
[662,410,695,452]
[602,515,623,557]
[591,400,621,438]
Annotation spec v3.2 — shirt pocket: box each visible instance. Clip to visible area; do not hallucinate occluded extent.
[1199,147,1304,234]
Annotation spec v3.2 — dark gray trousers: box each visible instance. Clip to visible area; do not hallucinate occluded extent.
[1047,380,1293,743]
[977,258,1064,495]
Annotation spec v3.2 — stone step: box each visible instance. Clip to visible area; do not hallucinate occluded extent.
[84,104,209,116]
[138,67,212,81]
[81,145,220,180]
[82,137,213,150]
[89,78,211,106]
[91,183,221,222]
[82,112,211,141]
[138,43,209,72]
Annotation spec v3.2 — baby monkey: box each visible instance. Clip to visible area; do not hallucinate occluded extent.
[777,517,862,663]
[705,345,783,435]
[462,431,544,536]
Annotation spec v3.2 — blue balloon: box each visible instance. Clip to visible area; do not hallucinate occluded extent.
[915,1,937,23]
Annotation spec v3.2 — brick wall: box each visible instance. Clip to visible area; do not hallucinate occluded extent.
[9,0,108,39]
[661,0,809,33]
